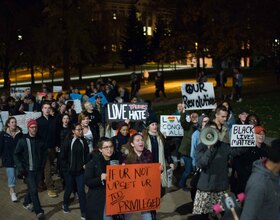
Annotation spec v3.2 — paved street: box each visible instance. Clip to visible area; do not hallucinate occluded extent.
[0,166,195,220]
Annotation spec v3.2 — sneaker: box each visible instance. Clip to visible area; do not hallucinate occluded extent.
[10,192,18,202]
[37,212,45,220]
[81,213,86,220]
[47,190,58,198]
[62,205,70,213]
[23,203,34,212]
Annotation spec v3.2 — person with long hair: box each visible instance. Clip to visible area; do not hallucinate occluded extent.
[121,133,153,220]
[0,117,23,202]
[78,112,95,153]
[84,137,116,220]
[60,123,89,220]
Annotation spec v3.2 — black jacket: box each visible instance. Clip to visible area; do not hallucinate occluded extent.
[14,134,48,172]
[0,128,23,167]
[84,153,110,220]
[60,137,89,175]
[36,115,59,149]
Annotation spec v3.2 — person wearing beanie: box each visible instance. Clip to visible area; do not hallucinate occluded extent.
[142,115,175,220]
[240,139,280,220]
[230,125,269,195]
[14,118,48,220]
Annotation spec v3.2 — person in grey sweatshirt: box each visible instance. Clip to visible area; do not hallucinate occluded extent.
[240,139,280,220]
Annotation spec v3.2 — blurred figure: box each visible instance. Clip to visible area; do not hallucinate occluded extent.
[215,69,227,99]
[155,72,166,100]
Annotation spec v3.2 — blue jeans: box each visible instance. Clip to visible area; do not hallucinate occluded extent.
[125,211,152,220]
[63,172,86,215]
[6,167,16,188]
[103,203,113,220]
[179,156,193,188]
[24,170,44,215]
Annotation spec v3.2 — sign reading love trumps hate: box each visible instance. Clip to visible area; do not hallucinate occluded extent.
[160,115,183,136]
[181,82,216,110]
[230,125,256,147]
[106,163,161,215]
[106,103,148,122]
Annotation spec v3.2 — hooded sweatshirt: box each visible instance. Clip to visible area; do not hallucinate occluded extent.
[240,160,280,220]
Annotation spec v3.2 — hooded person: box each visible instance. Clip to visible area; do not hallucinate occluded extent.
[240,139,280,220]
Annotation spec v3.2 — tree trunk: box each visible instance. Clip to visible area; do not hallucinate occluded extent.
[30,64,35,85]
[3,67,10,90]
[63,47,70,90]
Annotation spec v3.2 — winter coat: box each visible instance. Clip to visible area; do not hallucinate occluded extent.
[60,137,89,175]
[84,153,110,220]
[14,134,48,172]
[196,141,246,192]
[240,160,280,220]
[0,127,23,167]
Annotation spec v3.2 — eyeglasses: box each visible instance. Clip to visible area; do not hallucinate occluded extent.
[102,146,114,150]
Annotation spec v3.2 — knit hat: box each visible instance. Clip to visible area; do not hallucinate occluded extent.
[255,126,265,134]
[146,116,158,127]
[27,119,38,128]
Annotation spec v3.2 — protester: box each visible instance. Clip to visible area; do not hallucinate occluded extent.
[93,95,106,137]
[60,123,89,220]
[235,109,249,124]
[245,113,261,126]
[78,112,95,153]
[230,126,269,195]
[240,139,280,220]
[196,69,207,83]
[0,117,23,202]
[84,137,115,220]
[178,108,199,189]
[36,102,59,197]
[221,100,235,130]
[154,72,166,100]
[231,68,243,102]
[122,133,153,220]
[213,105,230,143]
[192,121,247,219]
[215,69,227,99]
[14,119,47,220]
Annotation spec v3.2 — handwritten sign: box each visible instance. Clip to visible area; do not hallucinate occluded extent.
[106,103,148,122]
[160,115,183,137]
[10,87,31,100]
[230,125,256,147]
[106,163,161,215]
[89,92,108,105]
[53,86,63,93]
[70,93,82,101]
[14,112,42,134]
[181,82,216,110]
[0,111,9,130]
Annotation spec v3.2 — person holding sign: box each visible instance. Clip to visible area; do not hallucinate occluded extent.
[84,137,116,220]
[121,133,153,220]
[230,126,269,195]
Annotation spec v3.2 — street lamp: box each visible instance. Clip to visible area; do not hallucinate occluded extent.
[195,42,199,74]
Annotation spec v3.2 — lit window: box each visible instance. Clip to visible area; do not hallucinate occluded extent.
[113,12,117,20]
[147,27,152,36]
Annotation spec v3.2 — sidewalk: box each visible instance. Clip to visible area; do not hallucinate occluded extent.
[0,167,194,220]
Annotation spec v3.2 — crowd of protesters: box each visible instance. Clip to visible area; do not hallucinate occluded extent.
[0,72,279,220]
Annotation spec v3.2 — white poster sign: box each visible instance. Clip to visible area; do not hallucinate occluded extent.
[0,111,10,131]
[231,124,256,147]
[10,87,31,100]
[181,82,216,110]
[160,115,183,137]
[14,112,42,134]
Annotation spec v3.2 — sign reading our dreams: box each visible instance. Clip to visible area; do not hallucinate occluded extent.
[106,163,161,215]
[160,115,183,137]
[231,125,256,147]
[107,103,148,122]
[181,82,216,110]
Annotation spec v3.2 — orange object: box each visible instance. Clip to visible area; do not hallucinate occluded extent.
[106,163,161,215]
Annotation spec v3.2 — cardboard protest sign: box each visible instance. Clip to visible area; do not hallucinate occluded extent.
[89,92,108,105]
[73,99,83,114]
[53,86,63,93]
[106,163,161,215]
[14,112,42,134]
[36,92,47,101]
[0,111,9,131]
[70,93,82,101]
[160,115,183,137]
[230,124,256,147]
[10,87,31,100]
[106,103,148,122]
[181,82,216,110]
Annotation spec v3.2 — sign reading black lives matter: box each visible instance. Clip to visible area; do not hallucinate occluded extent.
[231,125,256,147]
[181,82,216,110]
[107,103,148,122]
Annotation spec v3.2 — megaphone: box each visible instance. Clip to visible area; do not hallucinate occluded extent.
[200,127,219,146]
